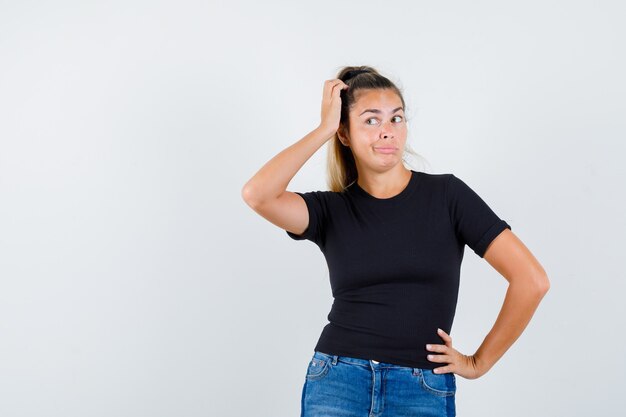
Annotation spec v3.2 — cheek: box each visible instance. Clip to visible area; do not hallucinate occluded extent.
[350,141,374,156]
[354,126,379,141]
[351,124,368,135]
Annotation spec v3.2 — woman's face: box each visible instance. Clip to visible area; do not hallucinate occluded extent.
[341,88,407,172]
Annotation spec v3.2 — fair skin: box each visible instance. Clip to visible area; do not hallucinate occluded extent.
[242,78,550,380]
[336,88,413,196]
[426,229,550,378]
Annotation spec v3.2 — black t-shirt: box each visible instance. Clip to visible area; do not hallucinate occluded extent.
[286,170,511,369]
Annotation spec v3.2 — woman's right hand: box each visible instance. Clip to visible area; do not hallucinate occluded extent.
[318,79,349,137]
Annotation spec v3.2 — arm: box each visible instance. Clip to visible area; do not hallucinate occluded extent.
[240,79,348,235]
[426,228,550,378]
[241,79,348,207]
[473,228,550,375]
[241,125,333,207]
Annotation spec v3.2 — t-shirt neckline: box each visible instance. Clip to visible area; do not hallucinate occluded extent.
[350,170,418,203]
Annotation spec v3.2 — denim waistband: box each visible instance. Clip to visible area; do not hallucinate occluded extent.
[313,350,417,370]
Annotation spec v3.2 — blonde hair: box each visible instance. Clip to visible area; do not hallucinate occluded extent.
[325,66,425,192]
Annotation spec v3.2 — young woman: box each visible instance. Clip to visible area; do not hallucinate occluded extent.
[241,66,550,417]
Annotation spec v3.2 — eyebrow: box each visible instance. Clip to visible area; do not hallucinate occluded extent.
[359,107,404,116]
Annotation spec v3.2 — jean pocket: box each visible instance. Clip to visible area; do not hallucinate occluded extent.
[417,369,456,397]
[305,351,332,381]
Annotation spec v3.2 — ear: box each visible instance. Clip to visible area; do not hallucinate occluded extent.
[337,125,350,147]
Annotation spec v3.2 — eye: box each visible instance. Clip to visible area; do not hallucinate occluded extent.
[366,115,403,125]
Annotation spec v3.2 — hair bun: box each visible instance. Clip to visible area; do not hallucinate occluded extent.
[344,69,370,81]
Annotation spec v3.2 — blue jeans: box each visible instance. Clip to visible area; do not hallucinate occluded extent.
[301,350,456,417]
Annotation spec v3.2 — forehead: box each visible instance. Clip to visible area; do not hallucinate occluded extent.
[352,89,403,113]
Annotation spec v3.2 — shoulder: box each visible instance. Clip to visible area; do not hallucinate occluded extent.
[294,189,346,201]
[293,189,349,210]
[413,172,474,205]
[412,171,455,189]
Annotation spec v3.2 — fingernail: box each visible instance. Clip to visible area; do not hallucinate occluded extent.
[437,328,442,332]
[426,344,431,349]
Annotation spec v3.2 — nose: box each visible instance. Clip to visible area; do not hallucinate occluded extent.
[380,121,393,139]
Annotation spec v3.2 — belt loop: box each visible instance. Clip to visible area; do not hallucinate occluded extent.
[332,355,338,365]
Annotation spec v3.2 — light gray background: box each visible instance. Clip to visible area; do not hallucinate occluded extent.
[1,1,624,416]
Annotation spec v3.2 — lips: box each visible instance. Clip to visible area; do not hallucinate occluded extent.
[374,147,397,154]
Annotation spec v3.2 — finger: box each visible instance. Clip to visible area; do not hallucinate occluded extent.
[323,80,338,100]
[433,366,452,374]
[425,344,447,353]
[325,79,346,100]
[427,354,450,363]
[331,81,348,98]
[437,328,452,346]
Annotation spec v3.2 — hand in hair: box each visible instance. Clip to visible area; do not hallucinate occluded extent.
[319,79,349,137]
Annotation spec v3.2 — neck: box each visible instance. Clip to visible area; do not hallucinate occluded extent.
[355,165,412,199]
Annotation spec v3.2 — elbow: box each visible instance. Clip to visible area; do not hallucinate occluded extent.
[241,182,260,209]
[533,274,550,296]
[242,178,284,209]
[510,273,550,297]
[528,262,550,296]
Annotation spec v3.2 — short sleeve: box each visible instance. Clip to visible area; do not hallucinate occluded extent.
[445,174,511,258]
[285,191,328,245]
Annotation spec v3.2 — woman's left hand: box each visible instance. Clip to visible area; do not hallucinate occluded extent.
[425,328,484,380]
